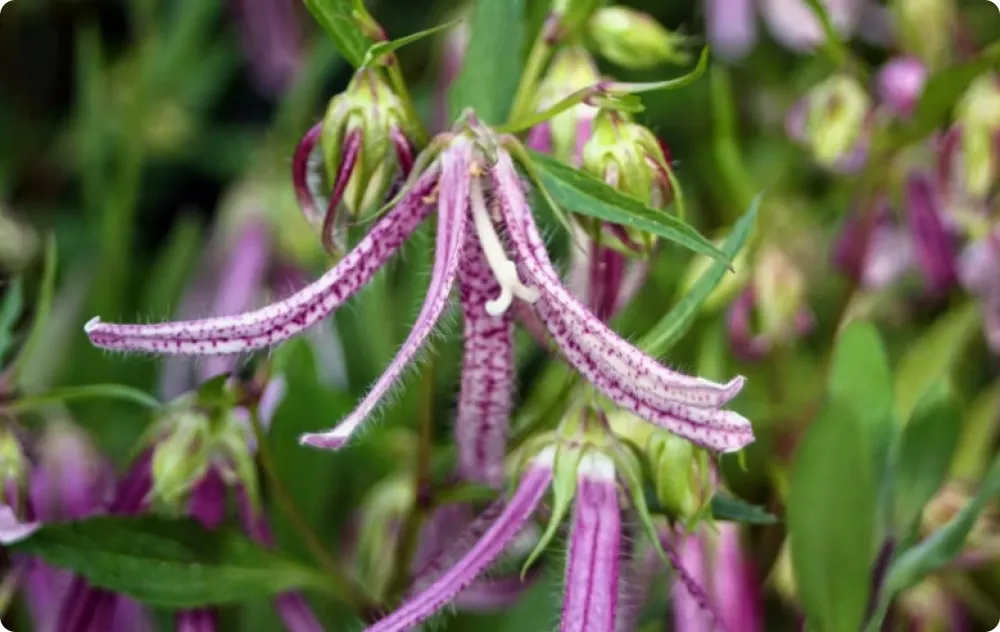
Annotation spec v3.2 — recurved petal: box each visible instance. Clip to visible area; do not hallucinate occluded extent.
[85,168,440,357]
[300,141,472,450]
[365,456,554,632]
[490,153,753,453]
[456,229,516,487]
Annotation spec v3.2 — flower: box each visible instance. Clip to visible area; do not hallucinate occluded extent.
[876,57,928,118]
[587,6,689,69]
[86,121,753,478]
[787,74,872,172]
[673,523,763,632]
[958,228,1000,353]
[527,45,601,166]
[228,0,304,99]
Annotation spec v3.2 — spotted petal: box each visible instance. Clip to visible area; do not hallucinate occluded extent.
[84,168,440,357]
[455,229,515,487]
[300,140,472,449]
[491,154,753,453]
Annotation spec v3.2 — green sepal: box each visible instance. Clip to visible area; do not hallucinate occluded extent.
[520,442,583,578]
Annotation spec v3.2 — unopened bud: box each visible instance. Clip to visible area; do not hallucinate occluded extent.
[587,6,689,69]
[150,411,212,509]
[550,0,604,40]
[532,46,601,166]
[0,426,27,508]
[803,74,871,169]
[647,431,713,521]
[322,70,415,215]
[891,0,956,69]
[581,111,674,253]
[953,75,1000,199]
[876,57,927,118]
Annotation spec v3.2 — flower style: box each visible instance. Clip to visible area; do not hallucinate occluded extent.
[85,120,753,488]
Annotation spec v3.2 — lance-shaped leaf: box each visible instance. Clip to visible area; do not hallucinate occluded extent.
[84,168,440,356]
[522,443,584,576]
[8,515,326,607]
[527,151,730,263]
[366,455,555,632]
[363,19,464,67]
[302,0,372,67]
[562,452,622,632]
[300,140,472,450]
[7,384,161,412]
[456,230,516,487]
[640,195,760,357]
[491,153,752,453]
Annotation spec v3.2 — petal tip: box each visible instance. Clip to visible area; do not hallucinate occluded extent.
[298,432,349,450]
[83,316,102,334]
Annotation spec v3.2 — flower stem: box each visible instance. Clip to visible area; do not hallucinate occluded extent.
[388,357,437,600]
[248,409,372,613]
[508,27,554,123]
[386,64,428,146]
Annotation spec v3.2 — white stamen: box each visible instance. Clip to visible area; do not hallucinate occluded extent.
[470,175,539,316]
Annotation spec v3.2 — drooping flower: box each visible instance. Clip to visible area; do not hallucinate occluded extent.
[904,172,958,297]
[228,0,304,99]
[786,74,872,173]
[85,120,753,488]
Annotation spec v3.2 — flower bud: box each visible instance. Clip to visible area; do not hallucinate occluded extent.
[728,246,814,361]
[898,580,968,632]
[581,111,674,253]
[0,425,28,509]
[952,75,1000,199]
[647,431,714,521]
[760,0,861,52]
[587,6,688,69]
[150,411,212,510]
[531,46,601,166]
[30,420,111,521]
[876,57,927,118]
[923,482,999,560]
[351,473,412,599]
[799,75,871,170]
[550,0,604,39]
[891,0,956,68]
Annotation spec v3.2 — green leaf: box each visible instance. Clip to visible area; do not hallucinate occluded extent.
[828,320,896,482]
[302,0,372,68]
[362,19,463,67]
[788,402,877,632]
[895,301,980,420]
[0,278,23,361]
[528,151,730,263]
[867,453,1000,632]
[897,42,1000,145]
[639,195,759,356]
[448,0,525,124]
[7,384,161,413]
[710,493,778,525]
[10,515,325,607]
[8,236,57,385]
[890,381,962,537]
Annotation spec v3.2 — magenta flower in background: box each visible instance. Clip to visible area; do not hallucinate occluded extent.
[229,0,304,99]
[876,57,928,118]
[904,172,958,297]
[959,228,1000,352]
[673,523,763,632]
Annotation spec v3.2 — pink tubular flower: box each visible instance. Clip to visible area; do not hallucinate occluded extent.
[365,449,556,632]
[673,523,762,632]
[229,0,304,99]
[904,173,958,296]
[85,122,753,470]
[561,453,622,632]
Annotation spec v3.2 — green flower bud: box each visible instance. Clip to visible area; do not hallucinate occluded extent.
[150,411,212,510]
[353,474,413,599]
[534,46,601,166]
[955,75,1000,199]
[805,74,871,168]
[551,0,604,39]
[647,430,714,522]
[321,69,416,219]
[588,6,689,69]
[753,245,808,341]
[677,239,752,312]
[0,426,27,506]
[581,110,674,253]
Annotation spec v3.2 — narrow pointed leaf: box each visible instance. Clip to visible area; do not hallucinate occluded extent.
[608,48,710,94]
[640,195,760,356]
[522,445,582,575]
[528,151,730,263]
[9,236,57,384]
[363,19,464,66]
[0,278,23,361]
[7,384,161,413]
[710,493,778,525]
[788,401,876,632]
[890,381,962,536]
[895,301,980,419]
[9,515,326,607]
[302,0,372,67]
[448,0,525,123]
